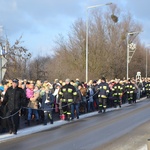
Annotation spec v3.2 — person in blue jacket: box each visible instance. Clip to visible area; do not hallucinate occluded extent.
[41,86,55,125]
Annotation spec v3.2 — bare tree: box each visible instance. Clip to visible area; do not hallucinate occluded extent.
[3,36,31,80]
[1,3,147,82]
[50,4,143,81]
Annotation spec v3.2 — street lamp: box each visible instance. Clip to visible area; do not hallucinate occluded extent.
[85,2,112,83]
[126,31,142,80]
[146,45,150,78]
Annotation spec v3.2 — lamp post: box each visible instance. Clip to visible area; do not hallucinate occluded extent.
[126,31,142,80]
[85,2,112,83]
[146,45,150,78]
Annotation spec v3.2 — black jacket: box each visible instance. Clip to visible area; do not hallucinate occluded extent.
[3,86,26,112]
[98,82,109,98]
[59,83,77,103]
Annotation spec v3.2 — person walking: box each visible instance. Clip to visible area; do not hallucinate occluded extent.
[58,78,77,121]
[145,78,150,98]
[2,79,26,135]
[97,77,109,113]
[112,79,123,108]
[125,79,136,104]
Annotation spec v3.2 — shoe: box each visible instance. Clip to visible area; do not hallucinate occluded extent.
[27,120,30,126]
[36,120,39,125]
[50,119,53,124]
[13,132,17,135]
[98,110,102,113]
[77,116,79,119]
[44,120,47,125]
[67,117,71,121]
[9,130,12,134]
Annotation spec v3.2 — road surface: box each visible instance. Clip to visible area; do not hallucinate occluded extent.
[0,99,150,150]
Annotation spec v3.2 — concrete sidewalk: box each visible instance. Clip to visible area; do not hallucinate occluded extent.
[0,97,146,143]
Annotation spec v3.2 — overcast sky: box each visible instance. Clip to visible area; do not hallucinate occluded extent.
[0,0,150,57]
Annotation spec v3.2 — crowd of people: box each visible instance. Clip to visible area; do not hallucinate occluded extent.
[0,76,150,135]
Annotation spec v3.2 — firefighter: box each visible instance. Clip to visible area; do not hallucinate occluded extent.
[145,78,150,98]
[58,78,77,121]
[125,79,136,104]
[112,79,123,108]
[98,77,109,113]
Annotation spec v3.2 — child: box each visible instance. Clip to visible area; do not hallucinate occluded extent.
[26,83,34,100]
[41,86,54,125]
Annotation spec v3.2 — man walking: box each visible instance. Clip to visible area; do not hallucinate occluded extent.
[2,79,26,135]
[98,77,109,113]
[112,79,123,108]
[59,78,77,121]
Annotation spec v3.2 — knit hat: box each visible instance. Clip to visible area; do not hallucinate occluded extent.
[12,78,19,84]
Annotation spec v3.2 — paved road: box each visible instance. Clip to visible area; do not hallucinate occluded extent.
[0,98,150,150]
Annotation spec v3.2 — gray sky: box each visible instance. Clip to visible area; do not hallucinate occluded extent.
[0,0,150,57]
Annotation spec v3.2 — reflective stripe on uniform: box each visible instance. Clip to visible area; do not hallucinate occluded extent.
[103,86,107,90]
[59,92,63,95]
[106,90,109,93]
[68,88,73,93]
[101,95,107,98]
[73,92,77,95]
[62,88,66,92]
[62,99,67,102]
[63,111,67,114]
[68,99,73,102]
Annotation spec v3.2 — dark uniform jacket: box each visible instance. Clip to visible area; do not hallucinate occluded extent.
[145,82,150,91]
[2,86,26,112]
[98,82,109,98]
[112,83,123,96]
[125,82,135,94]
[59,83,77,103]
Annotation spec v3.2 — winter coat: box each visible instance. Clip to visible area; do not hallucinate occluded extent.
[87,86,94,102]
[80,87,87,97]
[59,83,77,103]
[112,83,123,96]
[74,89,82,104]
[28,90,40,109]
[125,82,135,94]
[98,82,109,98]
[26,88,34,99]
[3,86,26,112]
[41,91,55,111]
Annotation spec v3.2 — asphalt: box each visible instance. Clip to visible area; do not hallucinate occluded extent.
[0,97,147,144]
